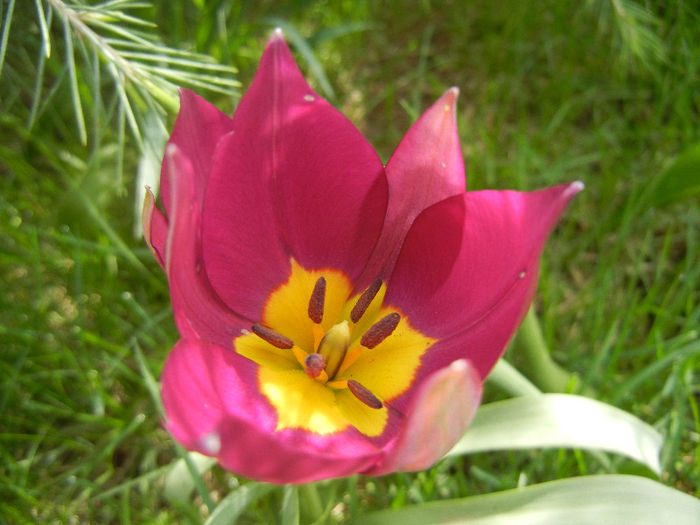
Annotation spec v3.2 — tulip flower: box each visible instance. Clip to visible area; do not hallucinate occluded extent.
[142,30,582,484]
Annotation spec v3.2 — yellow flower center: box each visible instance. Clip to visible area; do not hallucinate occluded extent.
[234,260,435,436]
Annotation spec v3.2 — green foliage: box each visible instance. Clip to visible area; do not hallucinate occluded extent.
[352,475,700,525]
[1,0,698,523]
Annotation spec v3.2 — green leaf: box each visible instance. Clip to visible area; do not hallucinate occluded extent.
[204,483,275,525]
[163,452,217,504]
[486,359,541,397]
[447,394,662,474]
[352,475,700,525]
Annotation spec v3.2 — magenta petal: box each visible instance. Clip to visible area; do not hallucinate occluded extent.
[366,359,482,476]
[164,144,250,348]
[159,89,234,215]
[387,182,583,379]
[360,89,465,283]
[201,32,388,317]
[162,338,382,484]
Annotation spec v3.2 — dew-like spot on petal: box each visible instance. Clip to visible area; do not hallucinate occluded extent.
[199,431,221,455]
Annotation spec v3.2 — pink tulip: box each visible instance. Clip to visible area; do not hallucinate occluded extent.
[143,30,582,484]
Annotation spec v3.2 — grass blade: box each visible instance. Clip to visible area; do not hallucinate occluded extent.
[61,14,88,144]
[0,0,16,76]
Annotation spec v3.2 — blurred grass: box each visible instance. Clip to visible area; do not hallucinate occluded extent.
[1,0,698,523]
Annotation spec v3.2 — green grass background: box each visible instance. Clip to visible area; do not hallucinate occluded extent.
[1,0,698,523]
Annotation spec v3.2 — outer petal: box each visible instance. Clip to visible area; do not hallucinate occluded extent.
[201,31,388,319]
[160,89,234,215]
[161,338,383,484]
[366,359,482,476]
[386,182,583,383]
[164,144,250,348]
[359,89,464,285]
[142,187,168,268]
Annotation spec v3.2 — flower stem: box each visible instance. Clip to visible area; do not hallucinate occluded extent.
[300,482,324,523]
[510,307,577,392]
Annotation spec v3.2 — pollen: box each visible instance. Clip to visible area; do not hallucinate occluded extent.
[251,323,294,349]
[360,312,401,348]
[347,380,383,409]
[308,276,326,324]
[351,278,382,323]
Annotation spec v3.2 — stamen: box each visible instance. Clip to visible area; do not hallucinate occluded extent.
[347,380,383,409]
[251,323,294,349]
[308,276,326,324]
[304,353,326,378]
[351,278,382,323]
[360,312,400,348]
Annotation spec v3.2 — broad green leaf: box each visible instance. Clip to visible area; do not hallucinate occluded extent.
[447,394,662,474]
[352,475,700,525]
[163,452,216,504]
[204,483,275,525]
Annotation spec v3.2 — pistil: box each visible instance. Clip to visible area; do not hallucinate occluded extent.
[304,353,326,378]
[317,321,350,378]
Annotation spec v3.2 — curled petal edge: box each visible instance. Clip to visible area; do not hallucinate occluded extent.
[142,187,168,269]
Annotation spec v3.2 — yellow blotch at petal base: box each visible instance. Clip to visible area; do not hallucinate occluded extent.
[263,260,352,351]
[235,259,435,438]
[259,368,388,436]
[340,312,436,402]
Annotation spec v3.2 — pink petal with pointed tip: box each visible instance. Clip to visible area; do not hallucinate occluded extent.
[161,338,383,484]
[201,33,388,318]
[359,88,465,284]
[164,144,251,348]
[387,182,582,383]
[366,359,482,475]
[160,89,234,215]
[142,187,168,268]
